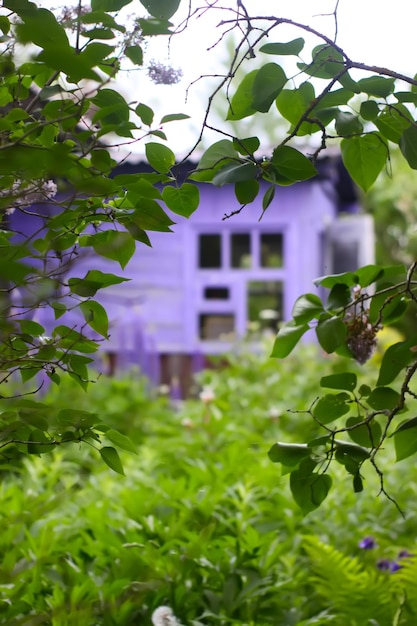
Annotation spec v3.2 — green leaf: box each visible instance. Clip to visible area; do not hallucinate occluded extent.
[316,316,347,353]
[315,271,358,289]
[393,417,417,461]
[139,0,181,19]
[377,339,417,386]
[291,293,324,324]
[262,185,275,211]
[99,446,125,475]
[290,469,332,515]
[355,264,384,287]
[251,63,287,113]
[326,283,351,310]
[232,136,260,156]
[341,133,387,191]
[335,441,370,462]
[400,125,417,169]
[145,142,176,174]
[84,231,136,269]
[314,88,354,110]
[125,45,143,65]
[212,162,257,187]
[360,100,379,121]
[299,44,345,79]
[271,321,310,358]
[357,76,395,98]
[395,91,417,104]
[359,384,372,397]
[227,70,258,121]
[313,393,351,424]
[68,271,128,298]
[268,442,311,466]
[346,416,382,448]
[381,296,408,325]
[105,429,138,454]
[190,140,239,182]
[160,113,190,123]
[260,38,305,56]
[234,179,259,204]
[366,387,400,411]
[335,112,363,137]
[92,89,130,126]
[270,146,317,183]
[82,27,116,39]
[14,5,69,48]
[91,149,114,172]
[27,429,56,455]
[127,199,175,232]
[0,16,10,35]
[275,82,319,135]
[320,373,357,392]
[91,0,131,9]
[52,302,67,320]
[353,473,364,492]
[58,409,97,428]
[162,183,200,218]
[17,320,45,336]
[79,301,109,337]
[136,102,154,126]
[375,105,412,144]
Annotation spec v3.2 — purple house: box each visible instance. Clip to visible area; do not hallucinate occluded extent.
[11,156,374,393]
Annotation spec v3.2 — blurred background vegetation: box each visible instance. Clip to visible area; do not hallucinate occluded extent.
[1,342,417,625]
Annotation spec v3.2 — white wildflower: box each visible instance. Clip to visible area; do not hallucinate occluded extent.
[199,386,215,404]
[151,606,181,626]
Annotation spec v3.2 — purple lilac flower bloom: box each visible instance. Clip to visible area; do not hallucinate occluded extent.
[359,536,376,550]
[148,62,183,85]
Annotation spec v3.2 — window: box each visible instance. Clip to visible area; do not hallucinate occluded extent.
[198,231,284,269]
[247,280,283,330]
[204,287,229,300]
[260,233,283,267]
[231,233,251,268]
[199,314,235,340]
[199,234,221,268]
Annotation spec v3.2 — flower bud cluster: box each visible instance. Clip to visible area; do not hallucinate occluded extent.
[0,179,58,215]
[344,309,380,364]
[148,61,183,85]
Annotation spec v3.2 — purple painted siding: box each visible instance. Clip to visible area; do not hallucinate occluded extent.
[9,157,374,383]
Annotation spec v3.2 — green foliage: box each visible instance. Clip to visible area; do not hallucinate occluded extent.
[268,262,417,511]
[0,0,204,470]
[0,350,416,624]
[1,0,417,516]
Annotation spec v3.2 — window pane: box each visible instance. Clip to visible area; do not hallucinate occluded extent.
[231,233,251,268]
[204,287,229,300]
[199,314,235,340]
[260,233,283,267]
[199,234,221,268]
[247,280,283,330]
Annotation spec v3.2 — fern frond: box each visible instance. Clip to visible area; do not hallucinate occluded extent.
[303,536,395,626]
[390,554,417,622]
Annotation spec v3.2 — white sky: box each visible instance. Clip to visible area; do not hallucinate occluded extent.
[29,1,417,156]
